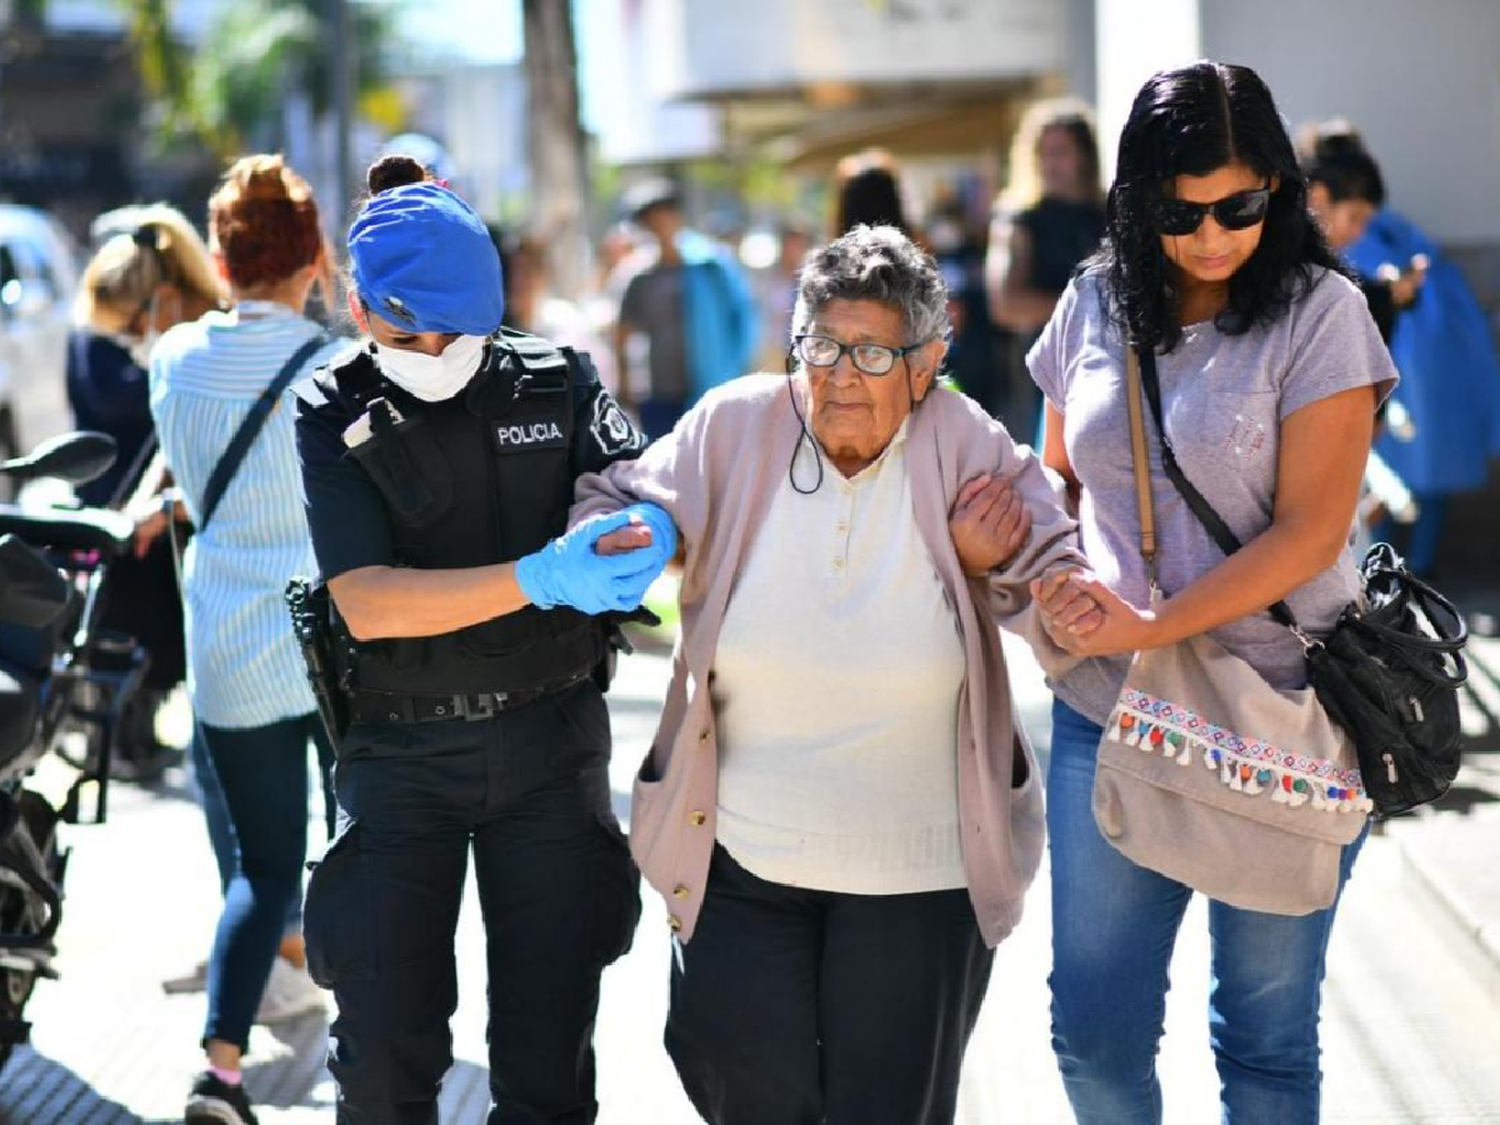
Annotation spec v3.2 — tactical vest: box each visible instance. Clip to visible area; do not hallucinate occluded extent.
[327,331,607,696]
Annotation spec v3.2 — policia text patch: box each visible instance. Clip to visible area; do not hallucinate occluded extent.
[495,420,567,452]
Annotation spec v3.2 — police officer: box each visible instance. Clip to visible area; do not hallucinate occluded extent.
[294,161,675,1123]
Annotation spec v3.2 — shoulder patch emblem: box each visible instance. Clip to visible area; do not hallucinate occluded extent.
[591,395,644,454]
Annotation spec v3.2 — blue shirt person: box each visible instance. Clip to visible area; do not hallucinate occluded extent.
[613,178,759,439]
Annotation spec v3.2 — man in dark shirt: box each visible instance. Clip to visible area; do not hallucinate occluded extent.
[612,179,759,440]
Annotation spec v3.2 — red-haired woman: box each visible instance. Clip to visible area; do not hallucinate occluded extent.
[149,154,348,1125]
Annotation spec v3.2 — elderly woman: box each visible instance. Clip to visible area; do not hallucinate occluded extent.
[574,224,1090,1124]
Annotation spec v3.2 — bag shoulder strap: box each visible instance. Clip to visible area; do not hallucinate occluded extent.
[1123,345,1158,586]
[1134,341,1299,630]
[198,333,328,532]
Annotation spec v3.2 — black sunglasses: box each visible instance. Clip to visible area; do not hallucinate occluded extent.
[1153,187,1272,236]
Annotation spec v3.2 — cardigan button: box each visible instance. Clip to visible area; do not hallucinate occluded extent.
[698,728,711,743]
[673,885,691,900]
[688,810,707,826]
[668,915,683,932]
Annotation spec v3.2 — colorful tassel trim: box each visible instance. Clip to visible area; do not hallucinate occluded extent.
[1104,690,1372,815]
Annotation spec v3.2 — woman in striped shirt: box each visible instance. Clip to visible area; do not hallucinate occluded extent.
[149,155,348,1125]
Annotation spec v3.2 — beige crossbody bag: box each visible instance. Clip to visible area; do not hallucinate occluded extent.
[1089,346,1370,916]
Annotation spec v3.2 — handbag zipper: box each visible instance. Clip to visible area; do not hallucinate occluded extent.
[1383,752,1398,784]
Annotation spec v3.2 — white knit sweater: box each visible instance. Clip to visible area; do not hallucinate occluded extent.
[711,423,968,894]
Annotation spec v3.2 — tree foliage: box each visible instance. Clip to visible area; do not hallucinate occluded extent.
[120,0,392,156]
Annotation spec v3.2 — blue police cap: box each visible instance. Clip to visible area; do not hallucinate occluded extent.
[348,182,504,336]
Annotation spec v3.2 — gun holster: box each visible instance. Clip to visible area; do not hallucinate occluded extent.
[286,578,352,749]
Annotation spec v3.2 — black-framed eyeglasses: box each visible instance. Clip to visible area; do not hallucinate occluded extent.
[1152,186,1272,236]
[791,333,931,376]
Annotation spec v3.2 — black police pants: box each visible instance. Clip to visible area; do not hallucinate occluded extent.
[304,681,640,1125]
[665,845,994,1125]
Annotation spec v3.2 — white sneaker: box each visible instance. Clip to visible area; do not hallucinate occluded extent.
[254,957,325,1025]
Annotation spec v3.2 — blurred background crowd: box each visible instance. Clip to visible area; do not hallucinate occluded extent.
[3,0,1500,764]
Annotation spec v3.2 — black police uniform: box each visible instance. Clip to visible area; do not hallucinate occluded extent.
[295,330,646,1124]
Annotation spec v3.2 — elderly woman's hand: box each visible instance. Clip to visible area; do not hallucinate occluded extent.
[1031,568,1160,657]
[593,522,653,556]
[950,473,1032,577]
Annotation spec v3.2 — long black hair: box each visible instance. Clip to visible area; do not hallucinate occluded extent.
[1298,120,1386,206]
[1088,61,1348,352]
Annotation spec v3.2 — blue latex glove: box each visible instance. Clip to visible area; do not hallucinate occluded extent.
[583,503,677,611]
[593,502,678,612]
[515,510,667,615]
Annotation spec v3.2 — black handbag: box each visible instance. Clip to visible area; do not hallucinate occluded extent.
[1304,544,1466,815]
[1135,342,1468,818]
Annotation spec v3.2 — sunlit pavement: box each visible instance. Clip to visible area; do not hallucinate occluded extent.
[3,629,1500,1123]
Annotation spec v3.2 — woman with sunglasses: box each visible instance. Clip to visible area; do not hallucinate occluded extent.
[1025,63,1397,1123]
[573,223,1092,1124]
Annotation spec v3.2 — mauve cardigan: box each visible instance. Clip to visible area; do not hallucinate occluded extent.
[571,374,1086,947]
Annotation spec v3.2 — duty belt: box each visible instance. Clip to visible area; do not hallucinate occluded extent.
[348,671,591,726]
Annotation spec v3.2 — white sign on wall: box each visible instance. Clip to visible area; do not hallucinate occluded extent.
[645,0,1068,98]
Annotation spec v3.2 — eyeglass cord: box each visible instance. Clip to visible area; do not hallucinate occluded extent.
[785,350,825,496]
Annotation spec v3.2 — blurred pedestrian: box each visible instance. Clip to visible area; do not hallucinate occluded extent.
[986,98,1105,441]
[501,231,619,394]
[68,206,225,776]
[575,223,1089,1125]
[148,155,345,1125]
[929,194,1004,416]
[753,220,811,371]
[1299,122,1422,545]
[1299,121,1424,342]
[1317,126,1500,579]
[1029,63,1395,1123]
[831,149,913,237]
[596,222,636,281]
[612,179,759,439]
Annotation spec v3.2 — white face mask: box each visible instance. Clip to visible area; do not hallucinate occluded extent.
[374,333,488,402]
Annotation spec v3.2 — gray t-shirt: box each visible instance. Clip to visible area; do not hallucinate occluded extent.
[620,264,690,403]
[1028,268,1399,725]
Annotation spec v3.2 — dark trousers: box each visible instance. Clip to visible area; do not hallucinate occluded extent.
[666,845,994,1125]
[201,713,335,1049]
[305,682,640,1125]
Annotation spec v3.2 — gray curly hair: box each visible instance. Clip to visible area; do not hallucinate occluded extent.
[791,224,951,348]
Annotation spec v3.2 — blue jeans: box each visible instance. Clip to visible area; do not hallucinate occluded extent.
[200,714,334,1049]
[1046,698,1367,1125]
[191,725,305,934]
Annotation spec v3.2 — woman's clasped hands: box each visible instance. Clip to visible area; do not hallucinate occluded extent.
[1029,568,1161,658]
